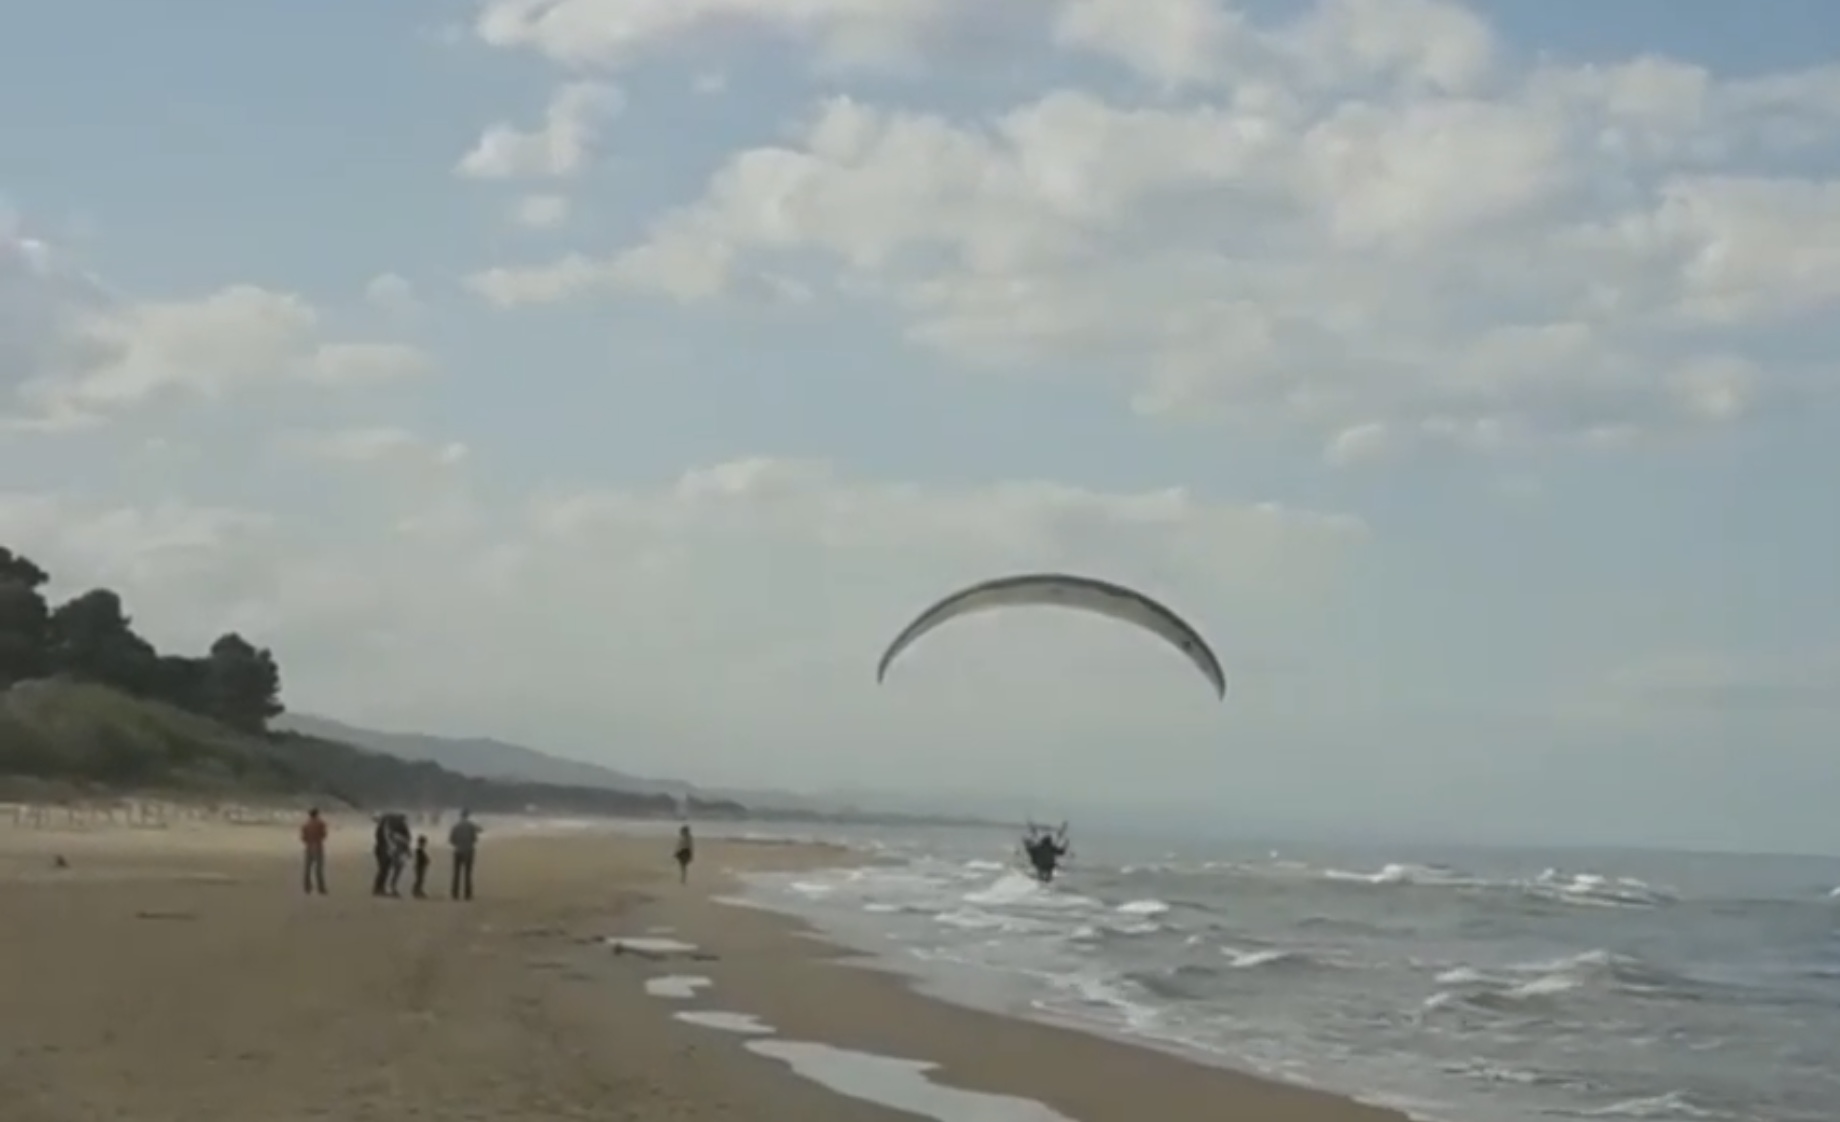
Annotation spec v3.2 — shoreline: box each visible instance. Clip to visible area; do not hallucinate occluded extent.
[715,831,1442,1120]
[629,843,1416,1122]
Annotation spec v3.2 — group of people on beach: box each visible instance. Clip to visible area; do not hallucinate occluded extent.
[297,809,701,897]
[295,806,483,900]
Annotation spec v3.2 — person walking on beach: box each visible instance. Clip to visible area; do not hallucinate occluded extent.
[412,835,430,898]
[299,807,328,895]
[673,823,694,885]
[448,809,481,901]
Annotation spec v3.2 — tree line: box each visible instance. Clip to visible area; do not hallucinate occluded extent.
[0,546,283,732]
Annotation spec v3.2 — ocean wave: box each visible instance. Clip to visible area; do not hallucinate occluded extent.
[1526,869,1677,908]
[730,838,1828,1122]
[962,871,1101,911]
[1115,898,1170,917]
[1582,1090,1713,1118]
[1425,948,1707,1014]
[1221,946,1323,971]
[1323,861,1482,888]
[1315,859,1676,910]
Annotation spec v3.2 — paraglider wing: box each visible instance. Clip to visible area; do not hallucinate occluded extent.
[875,573,1225,698]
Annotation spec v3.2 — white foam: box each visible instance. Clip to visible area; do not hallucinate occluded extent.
[963,872,1098,911]
[645,974,712,999]
[1222,948,1301,970]
[1323,862,1478,888]
[1115,899,1169,917]
[609,937,699,954]
[675,1010,774,1034]
[1582,1090,1711,1118]
[747,1039,1076,1122]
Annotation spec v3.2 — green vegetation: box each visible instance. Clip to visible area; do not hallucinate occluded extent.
[0,680,303,795]
[0,546,282,732]
[0,545,745,819]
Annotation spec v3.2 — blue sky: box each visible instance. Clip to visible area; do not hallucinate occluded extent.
[2,0,1837,854]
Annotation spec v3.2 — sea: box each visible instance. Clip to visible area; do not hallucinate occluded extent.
[698,821,1840,1122]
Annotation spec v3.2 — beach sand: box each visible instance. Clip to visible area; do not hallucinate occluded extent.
[0,811,1412,1122]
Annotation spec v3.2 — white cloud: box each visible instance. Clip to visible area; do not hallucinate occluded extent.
[1,232,436,428]
[1324,421,1392,467]
[299,342,435,385]
[512,193,571,229]
[1051,0,1248,89]
[473,0,984,73]
[1584,649,1840,728]
[279,426,468,470]
[455,81,622,179]
[0,456,1364,788]
[19,287,433,421]
[468,0,1840,460]
[364,272,420,316]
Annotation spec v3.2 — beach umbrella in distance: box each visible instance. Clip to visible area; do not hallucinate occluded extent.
[875,572,1226,699]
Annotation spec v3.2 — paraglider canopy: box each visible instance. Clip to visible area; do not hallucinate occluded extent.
[876,572,1226,698]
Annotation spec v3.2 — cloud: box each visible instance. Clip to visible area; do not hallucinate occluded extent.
[1600,649,1840,714]
[455,81,622,179]
[473,0,987,73]
[1,231,435,429]
[278,426,468,470]
[466,0,1840,460]
[364,273,421,316]
[0,455,1364,787]
[512,193,571,229]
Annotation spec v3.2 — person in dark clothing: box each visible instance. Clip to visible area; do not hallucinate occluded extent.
[1022,822,1070,883]
[372,812,412,897]
[673,824,694,884]
[448,809,481,900]
[371,815,392,896]
[412,835,430,898]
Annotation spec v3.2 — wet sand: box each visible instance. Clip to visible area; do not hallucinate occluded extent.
[0,812,1412,1122]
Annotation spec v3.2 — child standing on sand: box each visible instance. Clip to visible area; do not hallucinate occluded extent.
[412,835,430,898]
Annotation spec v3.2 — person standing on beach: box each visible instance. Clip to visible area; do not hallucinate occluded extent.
[412,835,430,898]
[673,824,694,884]
[385,814,412,896]
[371,814,392,896]
[448,809,481,900]
[299,808,328,895]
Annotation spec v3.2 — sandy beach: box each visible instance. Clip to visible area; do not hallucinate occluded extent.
[0,810,1411,1122]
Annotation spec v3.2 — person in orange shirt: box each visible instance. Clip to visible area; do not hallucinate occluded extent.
[300,807,329,895]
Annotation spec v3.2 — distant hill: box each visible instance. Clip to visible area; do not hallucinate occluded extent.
[274,713,686,796]
[274,713,1007,829]
[0,680,746,819]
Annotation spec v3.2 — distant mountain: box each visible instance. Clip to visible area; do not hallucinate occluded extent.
[273,713,1008,826]
[274,714,689,797]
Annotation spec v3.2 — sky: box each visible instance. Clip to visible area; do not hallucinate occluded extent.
[1,0,1837,854]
